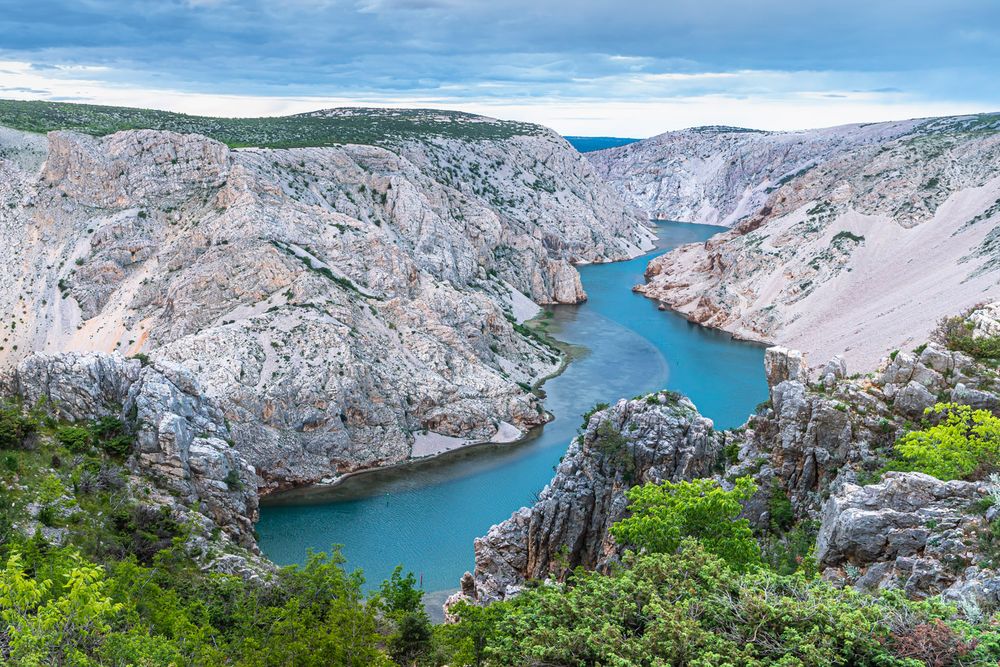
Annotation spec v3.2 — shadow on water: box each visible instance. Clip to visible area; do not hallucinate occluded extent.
[256,221,769,604]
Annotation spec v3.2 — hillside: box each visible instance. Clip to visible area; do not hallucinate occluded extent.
[589,113,1000,369]
[0,99,544,148]
[0,100,653,491]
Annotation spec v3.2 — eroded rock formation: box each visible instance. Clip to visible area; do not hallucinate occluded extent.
[461,329,1000,606]
[0,112,652,489]
[590,115,1000,370]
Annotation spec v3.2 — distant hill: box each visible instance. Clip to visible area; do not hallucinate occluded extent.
[0,99,544,148]
[564,136,640,153]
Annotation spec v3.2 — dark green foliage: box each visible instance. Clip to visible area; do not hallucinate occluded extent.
[591,420,636,481]
[767,483,795,532]
[0,402,37,450]
[578,402,609,432]
[91,417,134,458]
[223,469,243,491]
[0,98,542,149]
[129,353,151,367]
[437,543,1000,666]
[379,567,433,665]
[55,425,93,453]
[832,230,865,244]
[762,520,820,576]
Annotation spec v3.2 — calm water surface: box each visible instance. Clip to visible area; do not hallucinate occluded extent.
[257,222,768,596]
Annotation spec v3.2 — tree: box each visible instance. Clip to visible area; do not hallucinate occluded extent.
[0,550,123,664]
[379,566,432,665]
[610,476,761,570]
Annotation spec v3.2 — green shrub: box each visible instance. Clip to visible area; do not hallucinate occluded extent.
[223,469,243,491]
[938,313,1000,364]
[439,542,980,667]
[91,417,133,458]
[0,403,37,450]
[55,425,93,454]
[578,402,609,432]
[591,420,636,481]
[890,403,1000,480]
[610,476,761,570]
[768,483,795,532]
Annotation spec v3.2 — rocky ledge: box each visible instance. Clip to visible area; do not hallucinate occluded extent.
[458,312,1000,608]
[4,351,259,552]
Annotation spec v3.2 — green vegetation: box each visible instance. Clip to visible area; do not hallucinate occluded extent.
[831,230,865,244]
[888,403,1000,481]
[0,99,542,149]
[591,420,636,482]
[610,476,761,571]
[444,542,998,666]
[938,311,1000,365]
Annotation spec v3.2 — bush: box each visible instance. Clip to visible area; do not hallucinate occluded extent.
[937,312,1000,364]
[55,425,93,454]
[610,476,761,570]
[92,417,133,458]
[441,543,979,667]
[0,403,37,450]
[891,403,1000,480]
[591,420,636,481]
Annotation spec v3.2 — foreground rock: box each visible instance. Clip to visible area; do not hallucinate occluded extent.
[470,392,719,602]
[0,108,653,489]
[590,114,1000,370]
[7,351,258,548]
[817,472,999,603]
[461,335,1000,605]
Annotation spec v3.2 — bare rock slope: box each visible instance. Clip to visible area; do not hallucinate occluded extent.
[590,114,1000,370]
[0,106,652,490]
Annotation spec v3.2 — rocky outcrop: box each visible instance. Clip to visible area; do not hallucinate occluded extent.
[594,114,1000,370]
[8,351,258,548]
[462,339,1000,605]
[0,109,652,489]
[817,473,1000,605]
[468,392,721,602]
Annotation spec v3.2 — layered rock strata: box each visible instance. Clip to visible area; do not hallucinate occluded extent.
[0,112,652,488]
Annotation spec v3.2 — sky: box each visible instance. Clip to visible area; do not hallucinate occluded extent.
[0,0,998,137]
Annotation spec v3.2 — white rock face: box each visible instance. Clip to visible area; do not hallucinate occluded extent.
[0,117,652,489]
[591,114,1000,370]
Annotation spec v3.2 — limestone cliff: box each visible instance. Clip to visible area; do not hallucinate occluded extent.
[0,107,652,489]
[590,114,1000,370]
[462,309,1000,606]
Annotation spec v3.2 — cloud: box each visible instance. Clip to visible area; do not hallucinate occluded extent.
[0,0,996,133]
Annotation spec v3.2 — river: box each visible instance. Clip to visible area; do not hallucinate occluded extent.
[256,221,769,602]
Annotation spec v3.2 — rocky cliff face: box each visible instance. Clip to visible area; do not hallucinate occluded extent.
[471,392,719,602]
[0,110,652,489]
[591,114,1000,370]
[461,314,1000,606]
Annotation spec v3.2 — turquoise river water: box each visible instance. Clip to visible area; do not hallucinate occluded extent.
[257,221,769,599]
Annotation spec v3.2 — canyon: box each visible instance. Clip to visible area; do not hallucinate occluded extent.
[590,115,1000,370]
[3,101,1000,626]
[0,103,653,497]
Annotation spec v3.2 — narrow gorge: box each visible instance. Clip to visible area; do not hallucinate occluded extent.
[2,100,1000,666]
